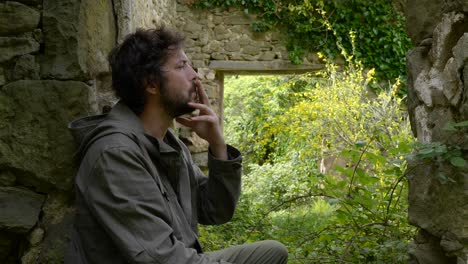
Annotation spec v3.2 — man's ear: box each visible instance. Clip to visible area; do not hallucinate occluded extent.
[145,82,159,95]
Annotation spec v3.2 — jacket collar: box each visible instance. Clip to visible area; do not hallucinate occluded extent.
[109,102,181,156]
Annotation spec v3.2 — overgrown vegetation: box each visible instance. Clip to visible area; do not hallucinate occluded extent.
[193,0,412,87]
[199,55,416,263]
[190,0,418,261]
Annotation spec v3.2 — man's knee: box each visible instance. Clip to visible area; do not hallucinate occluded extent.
[261,240,288,262]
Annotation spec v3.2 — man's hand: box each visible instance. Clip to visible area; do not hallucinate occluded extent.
[176,80,228,160]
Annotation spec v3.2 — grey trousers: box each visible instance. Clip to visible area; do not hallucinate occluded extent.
[205,240,288,264]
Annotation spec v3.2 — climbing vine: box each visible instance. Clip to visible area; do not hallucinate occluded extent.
[192,0,412,90]
[410,121,468,184]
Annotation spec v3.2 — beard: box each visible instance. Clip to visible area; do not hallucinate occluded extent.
[159,81,196,118]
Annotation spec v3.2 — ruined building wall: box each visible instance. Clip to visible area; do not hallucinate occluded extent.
[0,0,176,263]
[1,0,315,262]
[405,1,468,263]
[2,0,466,263]
[173,3,323,165]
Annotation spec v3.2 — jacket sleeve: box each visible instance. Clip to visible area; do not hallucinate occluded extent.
[84,146,231,264]
[191,144,243,225]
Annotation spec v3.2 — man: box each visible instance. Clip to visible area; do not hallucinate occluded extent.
[66,27,288,264]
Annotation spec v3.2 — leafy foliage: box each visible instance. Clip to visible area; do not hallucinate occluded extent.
[199,57,416,263]
[193,0,412,85]
[407,121,468,184]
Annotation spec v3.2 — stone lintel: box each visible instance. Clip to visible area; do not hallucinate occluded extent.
[208,60,324,74]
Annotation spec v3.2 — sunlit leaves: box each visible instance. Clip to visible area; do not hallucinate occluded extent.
[214,59,416,263]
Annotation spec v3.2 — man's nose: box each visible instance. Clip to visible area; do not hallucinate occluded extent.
[189,65,199,80]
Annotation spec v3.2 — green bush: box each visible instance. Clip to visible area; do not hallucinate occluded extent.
[199,57,416,263]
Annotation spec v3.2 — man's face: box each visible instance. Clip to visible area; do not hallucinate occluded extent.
[159,48,199,118]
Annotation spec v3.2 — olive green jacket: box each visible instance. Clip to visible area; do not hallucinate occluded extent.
[66,102,242,264]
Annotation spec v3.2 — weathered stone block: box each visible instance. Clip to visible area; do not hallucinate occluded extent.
[429,12,467,70]
[78,0,116,76]
[184,38,196,47]
[0,80,97,191]
[0,187,45,234]
[230,25,248,34]
[199,33,209,46]
[452,33,468,68]
[224,15,253,25]
[191,151,208,169]
[0,171,16,187]
[240,54,258,61]
[202,41,222,53]
[184,23,203,33]
[444,0,468,13]
[176,3,189,12]
[11,54,40,80]
[408,229,456,264]
[212,14,223,25]
[406,46,431,136]
[225,42,241,52]
[442,57,463,106]
[21,246,41,264]
[0,2,40,36]
[258,51,276,61]
[192,60,206,69]
[408,161,467,239]
[406,0,443,45]
[242,45,260,56]
[229,53,243,60]
[211,52,227,60]
[414,68,449,107]
[238,35,251,45]
[28,227,44,246]
[0,68,5,86]
[15,0,42,6]
[428,107,457,143]
[189,53,210,60]
[412,105,432,142]
[41,0,83,79]
[0,37,39,63]
[214,25,226,37]
[35,193,75,264]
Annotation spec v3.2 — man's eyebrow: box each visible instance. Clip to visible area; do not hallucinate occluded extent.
[178,59,192,65]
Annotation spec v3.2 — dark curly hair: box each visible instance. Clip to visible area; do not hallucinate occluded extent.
[108,27,185,114]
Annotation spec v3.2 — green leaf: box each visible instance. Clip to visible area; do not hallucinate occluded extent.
[450,157,466,167]
[335,165,353,177]
[454,121,468,127]
[442,122,457,131]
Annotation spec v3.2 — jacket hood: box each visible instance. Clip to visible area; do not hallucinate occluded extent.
[68,101,146,161]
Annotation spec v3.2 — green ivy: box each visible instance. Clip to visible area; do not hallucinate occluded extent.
[409,121,468,184]
[193,0,412,91]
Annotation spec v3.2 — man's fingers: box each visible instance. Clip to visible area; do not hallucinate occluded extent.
[185,115,214,122]
[195,80,210,105]
[176,115,214,126]
[175,117,192,126]
[187,102,214,114]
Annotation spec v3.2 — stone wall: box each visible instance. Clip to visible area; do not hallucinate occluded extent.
[173,3,323,163]
[0,0,121,261]
[1,0,127,262]
[405,1,468,263]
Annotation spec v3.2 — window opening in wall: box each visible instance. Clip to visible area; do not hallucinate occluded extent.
[200,72,415,263]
